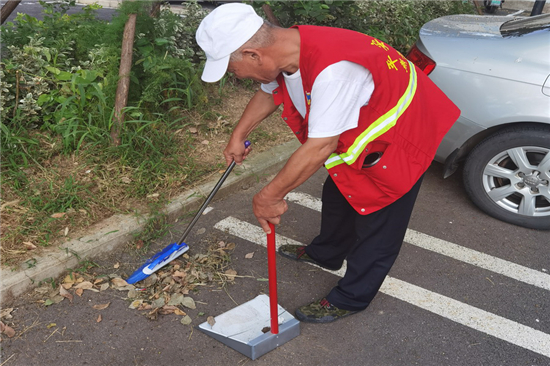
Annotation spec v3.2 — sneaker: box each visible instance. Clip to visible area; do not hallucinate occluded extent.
[295,298,358,323]
[278,245,341,271]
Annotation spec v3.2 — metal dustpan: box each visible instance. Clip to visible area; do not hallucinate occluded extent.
[198,224,300,360]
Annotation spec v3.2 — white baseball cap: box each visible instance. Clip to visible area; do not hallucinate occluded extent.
[196,3,264,82]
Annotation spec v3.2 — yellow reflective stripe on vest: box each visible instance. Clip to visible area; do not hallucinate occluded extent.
[325,62,418,169]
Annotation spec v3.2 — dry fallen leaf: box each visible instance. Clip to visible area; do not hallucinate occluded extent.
[181,297,196,309]
[174,308,186,316]
[111,278,128,287]
[64,227,69,236]
[51,212,66,218]
[0,308,14,320]
[146,308,159,321]
[159,305,178,315]
[151,298,166,309]
[167,293,184,306]
[207,316,216,326]
[113,262,120,269]
[129,300,143,309]
[92,302,110,310]
[23,241,37,250]
[63,274,75,286]
[245,252,254,259]
[59,286,73,303]
[96,314,102,323]
[0,321,16,338]
[188,127,198,134]
[201,140,209,145]
[180,315,192,325]
[137,303,152,311]
[172,270,186,278]
[49,295,64,305]
[74,281,93,290]
[224,269,237,281]
[75,288,84,297]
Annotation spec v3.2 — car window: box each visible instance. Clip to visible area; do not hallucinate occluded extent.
[501,13,550,37]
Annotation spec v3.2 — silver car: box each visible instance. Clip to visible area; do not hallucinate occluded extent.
[407,13,550,230]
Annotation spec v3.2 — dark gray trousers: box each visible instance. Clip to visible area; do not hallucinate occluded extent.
[305,174,424,311]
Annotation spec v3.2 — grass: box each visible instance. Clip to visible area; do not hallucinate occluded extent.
[0,83,294,268]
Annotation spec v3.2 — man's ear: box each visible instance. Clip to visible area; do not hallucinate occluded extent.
[242,49,261,63]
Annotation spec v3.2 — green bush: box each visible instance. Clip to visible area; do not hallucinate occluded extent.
[253,0,475,53]
[0,0,207,155]
[358,0,475,53]
[0,1,214,258]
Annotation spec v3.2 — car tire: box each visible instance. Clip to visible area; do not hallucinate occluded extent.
[463,125,550,230]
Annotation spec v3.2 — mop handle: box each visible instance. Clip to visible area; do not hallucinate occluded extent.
[267,222,279,334]
[176,141,251,246]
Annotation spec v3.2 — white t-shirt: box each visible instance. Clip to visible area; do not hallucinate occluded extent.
[261,61,375,138]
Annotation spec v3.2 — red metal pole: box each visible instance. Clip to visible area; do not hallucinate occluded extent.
[267,222,279,334]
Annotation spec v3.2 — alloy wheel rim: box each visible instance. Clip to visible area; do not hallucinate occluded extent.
[482,146,550,217]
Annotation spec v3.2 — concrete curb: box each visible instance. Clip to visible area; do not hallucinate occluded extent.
[0,139,300,304]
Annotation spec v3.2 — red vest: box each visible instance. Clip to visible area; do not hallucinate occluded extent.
[271,26,460,214]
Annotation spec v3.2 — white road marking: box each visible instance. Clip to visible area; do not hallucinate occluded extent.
[285,191,550,291]
[214,216,550,358]
[403,230,550,291]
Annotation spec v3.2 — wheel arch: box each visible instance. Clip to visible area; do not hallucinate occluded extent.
[442,121,550,179]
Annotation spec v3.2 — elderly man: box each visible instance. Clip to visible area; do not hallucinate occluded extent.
[196,4,459,323]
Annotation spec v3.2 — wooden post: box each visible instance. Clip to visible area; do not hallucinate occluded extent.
[262,4,281,27]
[1,0,22,24]
[472,0,484,15]
[150,1,162,17]
[110,13,137,146]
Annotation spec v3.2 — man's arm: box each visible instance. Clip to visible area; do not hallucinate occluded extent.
[224,89,279,166]
[253,135,340,233]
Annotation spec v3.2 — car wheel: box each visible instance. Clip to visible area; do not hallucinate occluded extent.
[463,125,550,230]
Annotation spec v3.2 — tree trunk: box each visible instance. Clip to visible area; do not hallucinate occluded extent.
[150,1,162,17]
[110,13,137,146]
[262,4,281,27]
[1,0,21,24]
[472,1,484,15]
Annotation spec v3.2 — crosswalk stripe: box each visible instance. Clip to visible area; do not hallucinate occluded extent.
[285,191,550,291]
[214,216,550,358]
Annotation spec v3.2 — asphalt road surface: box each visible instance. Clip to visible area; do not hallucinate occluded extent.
[3,162,549,366]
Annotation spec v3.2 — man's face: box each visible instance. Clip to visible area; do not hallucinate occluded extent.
[227,52,278,84]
